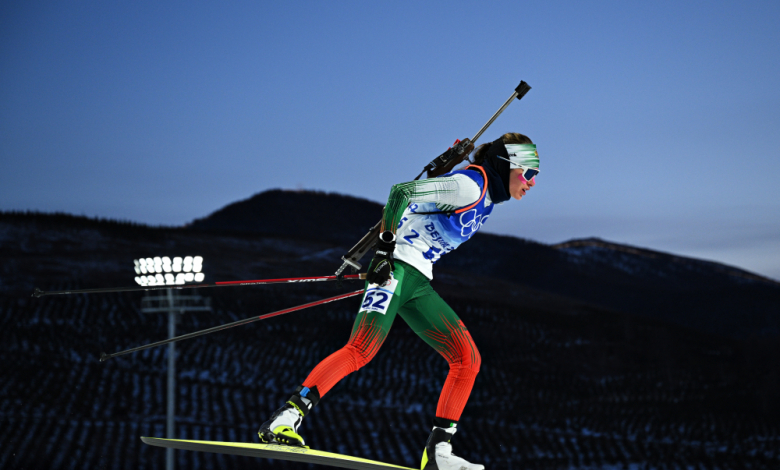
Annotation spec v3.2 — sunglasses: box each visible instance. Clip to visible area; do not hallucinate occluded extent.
[496,154,539,182]
[517,167,539,182]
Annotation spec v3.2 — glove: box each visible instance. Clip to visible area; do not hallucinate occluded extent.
[366,231,396,286]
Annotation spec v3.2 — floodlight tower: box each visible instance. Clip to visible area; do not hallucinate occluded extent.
[134,256,211,470]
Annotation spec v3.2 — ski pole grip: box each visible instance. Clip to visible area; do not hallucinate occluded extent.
[515,81,531,100]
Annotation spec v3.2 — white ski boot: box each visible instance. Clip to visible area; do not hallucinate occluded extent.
[421,425,484,470]
[258,385,320,447]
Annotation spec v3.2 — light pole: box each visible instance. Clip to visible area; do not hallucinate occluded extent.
[134,256,211,470]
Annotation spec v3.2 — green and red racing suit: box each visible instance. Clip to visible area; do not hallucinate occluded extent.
[302,166,494,423]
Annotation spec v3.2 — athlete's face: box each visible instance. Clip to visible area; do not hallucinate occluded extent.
[509,168,536,200]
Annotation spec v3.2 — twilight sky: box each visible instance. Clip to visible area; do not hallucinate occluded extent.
[2,1,779,280]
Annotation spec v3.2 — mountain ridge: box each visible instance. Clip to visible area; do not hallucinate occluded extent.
[6,189,777,286]
[188,188,778,286]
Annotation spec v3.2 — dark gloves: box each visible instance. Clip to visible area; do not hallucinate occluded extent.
[366,231,396,285]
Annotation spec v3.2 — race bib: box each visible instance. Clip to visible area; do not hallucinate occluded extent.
[360,277,398,315]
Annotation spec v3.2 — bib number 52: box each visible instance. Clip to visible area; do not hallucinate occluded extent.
[362,291,389,310]
[360,277,398,315]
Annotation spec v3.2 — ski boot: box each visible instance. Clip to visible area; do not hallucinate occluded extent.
[258,385,320,447]
[421,419,484,470]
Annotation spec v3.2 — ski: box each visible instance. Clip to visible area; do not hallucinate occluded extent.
[141,437,416,470]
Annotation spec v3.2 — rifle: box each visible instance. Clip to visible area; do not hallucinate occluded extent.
[334,80,532,278]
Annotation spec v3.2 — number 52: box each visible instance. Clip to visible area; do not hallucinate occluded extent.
[362,291,389,311]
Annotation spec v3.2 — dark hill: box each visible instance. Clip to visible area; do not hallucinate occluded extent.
[439,234,780,339]
[186,189,384,244]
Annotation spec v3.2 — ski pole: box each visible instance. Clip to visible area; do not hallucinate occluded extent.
[99,288,365,362]
[32,273,366,298]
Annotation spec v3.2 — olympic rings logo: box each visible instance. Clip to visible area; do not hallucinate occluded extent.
[460,209,488,238]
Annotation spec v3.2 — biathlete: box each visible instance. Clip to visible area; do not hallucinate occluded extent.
[258,133,540,470]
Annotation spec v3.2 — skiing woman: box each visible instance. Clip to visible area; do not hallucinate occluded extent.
[259,133,540,470]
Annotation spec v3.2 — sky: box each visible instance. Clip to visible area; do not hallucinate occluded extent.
[1,1,779,280]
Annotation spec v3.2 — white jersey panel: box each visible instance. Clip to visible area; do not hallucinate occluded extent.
[393,169,494,280]
[402,173,483,209]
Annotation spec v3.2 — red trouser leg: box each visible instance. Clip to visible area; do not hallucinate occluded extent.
[302,315,391,396]
[398,290,481,422]
[431,322,481,421]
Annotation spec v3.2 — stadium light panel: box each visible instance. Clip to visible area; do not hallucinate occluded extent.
[134,256,205,286]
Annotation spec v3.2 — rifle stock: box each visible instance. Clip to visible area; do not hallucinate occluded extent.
[336,222,381,276]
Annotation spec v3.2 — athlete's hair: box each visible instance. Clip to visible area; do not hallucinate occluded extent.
[470,132,533,165]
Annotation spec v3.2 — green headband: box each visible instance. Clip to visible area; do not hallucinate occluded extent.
[503,144,539,170]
